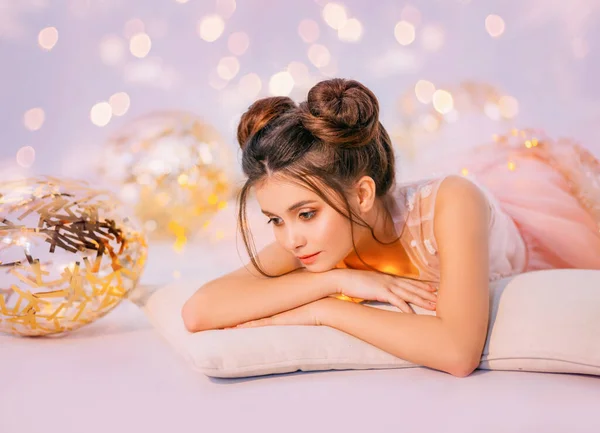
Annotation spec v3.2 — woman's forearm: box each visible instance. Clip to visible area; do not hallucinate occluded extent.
[318,298,481,377]
[182,268,336,332]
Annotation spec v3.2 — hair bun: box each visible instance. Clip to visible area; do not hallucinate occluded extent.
[301,78,380,148]
[237,96,296,149]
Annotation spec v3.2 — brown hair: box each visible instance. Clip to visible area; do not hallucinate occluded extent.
[236,78,400,277]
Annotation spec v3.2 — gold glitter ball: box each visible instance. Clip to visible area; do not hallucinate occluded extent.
[98,111,237,243]
[0,176,147,337]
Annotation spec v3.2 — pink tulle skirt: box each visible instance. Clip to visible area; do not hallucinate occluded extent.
[425,129,600,271]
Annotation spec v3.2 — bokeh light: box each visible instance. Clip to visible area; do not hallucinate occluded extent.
[124,18,145,39]
[394,21,416,46]
[100,35,126,65]
[484,102,501,120]
[129,32,152,58]
[338,18,363,42]
[239,73,262,99]
[38,27,58,51]
[415,80,436,104]
[269,71,294,96]
[228,32,249,55]
[421,25,444,51]
[485,14,505,38]
[298,19,320,43]
[216,0,237,19]
[432,89,454,114]
[23,108,45,131]
[16,146,36,168]
[198,15,225,42]
[109,92,131,116]
[401,5,421,26]
[499,95,519,118]
[90,102,113,127]
[287,61,311,87]
[217,56,240,80]
[421,114,440,132]
[307,44,331,67]
[322,3,348,30]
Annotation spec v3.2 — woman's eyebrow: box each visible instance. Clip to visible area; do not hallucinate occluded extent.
[261,200,318,216]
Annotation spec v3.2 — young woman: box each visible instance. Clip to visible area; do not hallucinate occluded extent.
[181,78,600,377]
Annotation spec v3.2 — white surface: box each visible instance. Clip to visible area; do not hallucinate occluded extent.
[2,301,600,433]
[2,240,600,433]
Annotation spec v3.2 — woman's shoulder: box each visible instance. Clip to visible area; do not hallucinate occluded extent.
[392,174,488,223]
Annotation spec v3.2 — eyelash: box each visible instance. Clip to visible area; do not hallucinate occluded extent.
[267,211,317,226]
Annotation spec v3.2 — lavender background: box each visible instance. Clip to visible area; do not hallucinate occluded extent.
[1,0,599,184]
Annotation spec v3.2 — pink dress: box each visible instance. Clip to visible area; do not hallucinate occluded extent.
[386,130,600,283]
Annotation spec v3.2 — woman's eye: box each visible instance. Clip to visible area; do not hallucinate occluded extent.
[267,217,282,226]
[299,211,316,220]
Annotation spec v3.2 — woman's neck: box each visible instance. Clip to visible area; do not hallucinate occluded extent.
[349,195,399,255]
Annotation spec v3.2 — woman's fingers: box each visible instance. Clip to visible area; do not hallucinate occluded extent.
[386,294,414,314]
[395,278,438,293]
[394,282,438,303]
[389,286,437,311]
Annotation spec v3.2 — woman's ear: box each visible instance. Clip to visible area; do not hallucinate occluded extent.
[354,176,377,213]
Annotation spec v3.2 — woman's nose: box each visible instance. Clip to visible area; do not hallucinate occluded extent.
[283,227,306,251]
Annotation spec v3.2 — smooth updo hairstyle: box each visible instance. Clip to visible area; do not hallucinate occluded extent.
[236,78,399,277]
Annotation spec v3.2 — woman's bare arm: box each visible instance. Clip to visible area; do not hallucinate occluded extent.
[181,242,337,332]
[317,175,491,377]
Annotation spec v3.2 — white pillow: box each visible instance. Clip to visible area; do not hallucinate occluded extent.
[139,269,600,378]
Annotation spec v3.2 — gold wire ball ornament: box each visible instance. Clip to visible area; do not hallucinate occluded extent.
[0,176,148,337]
[98,111,237,248]
[391,80,518,159]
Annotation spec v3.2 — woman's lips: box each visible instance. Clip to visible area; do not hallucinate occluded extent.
[298,252,321,264]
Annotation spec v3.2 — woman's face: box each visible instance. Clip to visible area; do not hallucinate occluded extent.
[254,177,357,272]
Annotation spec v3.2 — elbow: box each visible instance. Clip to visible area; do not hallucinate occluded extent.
[447,359,479,378]
[445,350,481,378]
[181,292,210,333]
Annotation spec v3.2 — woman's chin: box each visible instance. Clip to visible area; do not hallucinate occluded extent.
[303,260,338,273]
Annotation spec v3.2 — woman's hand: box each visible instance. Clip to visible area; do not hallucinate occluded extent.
[328,268,438,314]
